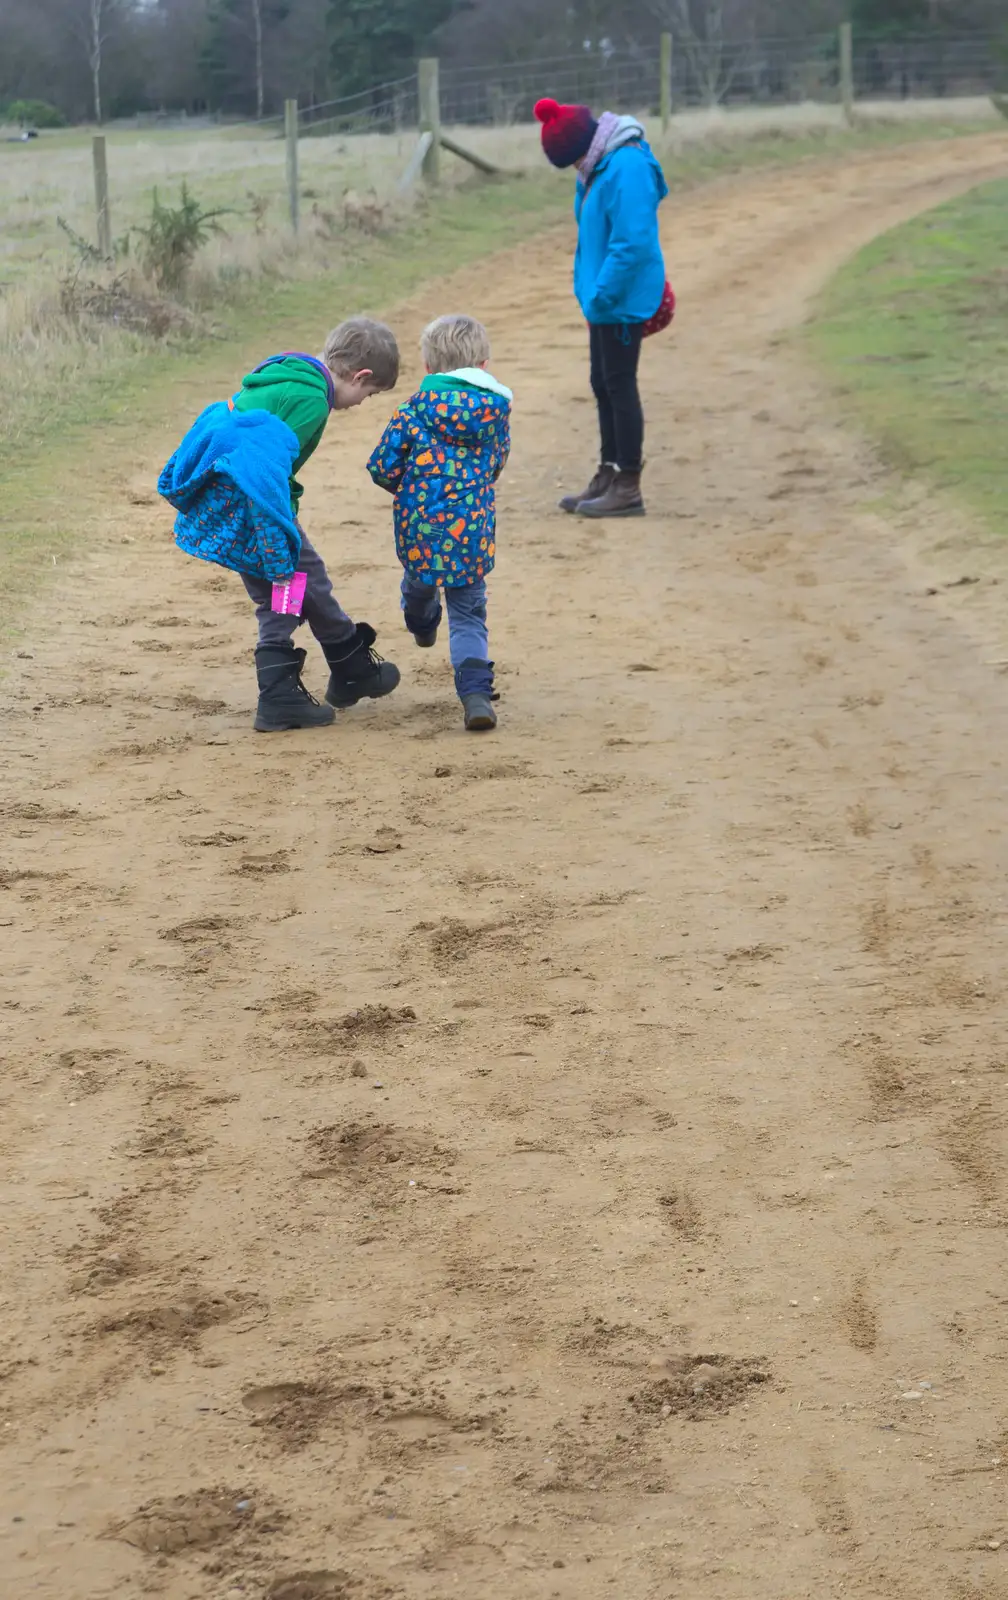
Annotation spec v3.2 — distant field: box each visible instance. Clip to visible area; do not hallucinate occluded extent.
[0,97,1001,578]
[0,97,998,293]
[810,175,1008,539]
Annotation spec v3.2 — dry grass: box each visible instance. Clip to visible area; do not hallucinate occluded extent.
[0,124,525,295]
[0,98,998,463]
[1,97,996,296]
[0,121,546,456]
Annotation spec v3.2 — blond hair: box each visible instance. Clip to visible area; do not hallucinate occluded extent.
[321,317,399,389]
[421,314,491,374]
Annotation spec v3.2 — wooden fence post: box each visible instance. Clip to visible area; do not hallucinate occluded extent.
[660,32,673,134]
[285,98,299,232]
[92,134,112,258]
[418,58,441,184]
[839,22,854,124]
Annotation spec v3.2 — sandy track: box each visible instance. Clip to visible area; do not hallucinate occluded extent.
[2,133,1008,1600]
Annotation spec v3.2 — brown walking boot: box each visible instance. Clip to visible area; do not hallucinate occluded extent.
[558,463,616,515]
[577,468,645,519]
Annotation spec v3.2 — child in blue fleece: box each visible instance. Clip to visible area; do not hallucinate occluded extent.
[367,315,511,733]
[159,317,402,733]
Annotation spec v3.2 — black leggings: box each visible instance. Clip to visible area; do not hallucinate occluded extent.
[589,321,644,473]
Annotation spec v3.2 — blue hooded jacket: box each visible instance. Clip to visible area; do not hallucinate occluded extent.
[574,134,669,326]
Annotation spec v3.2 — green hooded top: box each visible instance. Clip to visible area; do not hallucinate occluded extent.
[231,355,333,515]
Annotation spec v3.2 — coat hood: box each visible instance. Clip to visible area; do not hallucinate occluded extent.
[606,113,646,151]
[414,371,512,445]
[238,354,334,412]
[582,132,668,203]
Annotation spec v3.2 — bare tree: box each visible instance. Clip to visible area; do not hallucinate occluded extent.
[648,0,751,105]
[88,0,108,121]
[251,0,264,118]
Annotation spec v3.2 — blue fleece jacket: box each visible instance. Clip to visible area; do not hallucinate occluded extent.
[573,140,669,326]
[158,400,302,581]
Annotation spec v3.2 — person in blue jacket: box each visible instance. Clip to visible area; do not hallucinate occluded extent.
[535,97,669,519]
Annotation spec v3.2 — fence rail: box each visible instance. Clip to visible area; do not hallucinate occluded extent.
[437,34,1002,125]
[81,27,1005,253]
[301,33,1003,137]
[851,36,1001,100]
[94,30,1004,142]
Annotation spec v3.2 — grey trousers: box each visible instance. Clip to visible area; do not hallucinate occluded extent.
[241,530,355,649]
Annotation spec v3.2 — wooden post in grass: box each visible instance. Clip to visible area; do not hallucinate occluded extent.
[439,132,499,174]
[839,22,854,125]
[419,58,441,184]
[92,135,112,258]
[285,98,299,232]
[401,62,499,192]
[660,33,673,135]
[398,130,433,193]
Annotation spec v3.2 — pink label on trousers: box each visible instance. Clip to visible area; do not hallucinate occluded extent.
[271,571,307,615]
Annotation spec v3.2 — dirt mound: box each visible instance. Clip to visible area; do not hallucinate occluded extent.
[305,1121,455,1182]
[91,1290,258,1353]
[631,1355,772,1420]
[292,1005,417,1055]
[337,1004,417,1037]
[267,1573,353,1600]
[158,914,239,944]
[107,1488,262,1555]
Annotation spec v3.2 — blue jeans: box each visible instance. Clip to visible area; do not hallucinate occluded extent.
[401,574,492,698]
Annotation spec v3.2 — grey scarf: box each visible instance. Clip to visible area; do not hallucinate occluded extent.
[578,112,645,184]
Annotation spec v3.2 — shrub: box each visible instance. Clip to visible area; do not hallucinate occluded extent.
[134,183,229,292]
[5,99,66,129]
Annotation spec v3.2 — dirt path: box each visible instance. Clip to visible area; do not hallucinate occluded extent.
[3,133,1008,1600]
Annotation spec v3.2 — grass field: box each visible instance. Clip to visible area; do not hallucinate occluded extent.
[809,175,1008,539]
[0,99,999,294]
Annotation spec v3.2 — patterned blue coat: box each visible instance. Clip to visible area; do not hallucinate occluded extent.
[367,370,511,587]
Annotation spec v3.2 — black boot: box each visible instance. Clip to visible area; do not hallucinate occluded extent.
[404,598,442,649]
[254,644,336,733]
[455,657,497,732]
[323,623,401,709]
[559,463,615,515]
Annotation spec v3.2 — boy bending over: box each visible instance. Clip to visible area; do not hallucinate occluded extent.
[159,317,401,732]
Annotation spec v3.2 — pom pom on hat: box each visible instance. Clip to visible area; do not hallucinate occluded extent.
[534,97,597,169]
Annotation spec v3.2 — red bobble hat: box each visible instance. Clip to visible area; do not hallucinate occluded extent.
[534,98,598,169]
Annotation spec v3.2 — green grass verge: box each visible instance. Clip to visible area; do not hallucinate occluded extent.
[0,120,1000,620]
[809,176,1008,538]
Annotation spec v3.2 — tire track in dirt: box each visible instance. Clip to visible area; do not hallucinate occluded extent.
[2,133,1008,1599]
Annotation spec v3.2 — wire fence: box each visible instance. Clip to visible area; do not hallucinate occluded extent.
[130,29,1002,142]
[439,35,1003,124]
[851,35,1002,100]
[9,24,1001,295]
[298,77,420,138]
[328,34,1003,135]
